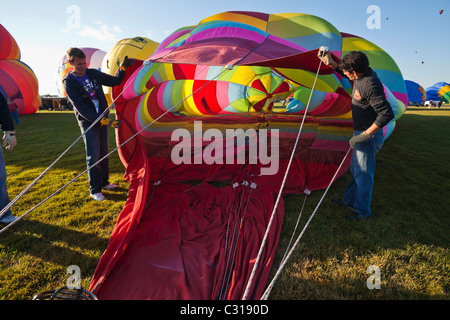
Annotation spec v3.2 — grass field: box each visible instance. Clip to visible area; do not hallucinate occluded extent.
[0,108,449,300]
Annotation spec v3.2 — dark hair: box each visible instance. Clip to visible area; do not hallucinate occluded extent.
[338,51,369,74]
[67,47,86,62]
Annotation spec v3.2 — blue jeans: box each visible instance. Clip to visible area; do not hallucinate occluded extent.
[343,130,384,218]
[0,147,13,220]
[80,122,110,194]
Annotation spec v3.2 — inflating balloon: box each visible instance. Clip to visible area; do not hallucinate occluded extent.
[89,11,407,300]
[102,37,159,104]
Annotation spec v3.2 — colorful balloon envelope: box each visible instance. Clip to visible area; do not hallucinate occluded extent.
[91,11,408,300]
[405,80,427,103]
[426,82,450,104]
[0,24,40,115]
[102,37,160,105]
[0,24,20,60]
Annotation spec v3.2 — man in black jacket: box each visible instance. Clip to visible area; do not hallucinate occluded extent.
[318,50,394,221]
[63,47,133,201]
[0,94,18,223]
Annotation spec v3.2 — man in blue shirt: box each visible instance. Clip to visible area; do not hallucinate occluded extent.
[63,47,133,201]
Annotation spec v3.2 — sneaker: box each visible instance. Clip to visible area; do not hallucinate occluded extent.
[102,183,118,191]
[0,214,18,224]
[90,192,106,201]
[344,211,366,221]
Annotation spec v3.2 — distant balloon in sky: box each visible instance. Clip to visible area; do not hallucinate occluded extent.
[56,47,106,97]
[0,24,40,115]
[438,9,444,14]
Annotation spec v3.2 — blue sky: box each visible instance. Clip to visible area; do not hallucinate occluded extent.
[1,0,448,95]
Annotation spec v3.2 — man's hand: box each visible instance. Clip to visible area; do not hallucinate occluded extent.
[2,131,17,151]
[101,117,122,128]
[349,132,371,149]
[121,56,134,69]
[317,49,332,66]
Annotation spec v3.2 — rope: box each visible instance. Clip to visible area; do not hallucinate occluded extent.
[260,147,351,300]
[0,66,233,235]
[241,54,324,300]
[0,75,134,220]
[218,180,257,300]
[280,188,310,264]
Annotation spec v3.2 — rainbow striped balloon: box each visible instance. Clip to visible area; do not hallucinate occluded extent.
[0,24,40,115]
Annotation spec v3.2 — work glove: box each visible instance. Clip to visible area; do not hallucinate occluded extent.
[317,49,332,66]
[2,131,17,151]
[120,56,134,70]
[101,117,122,128]
[349,132,371,149]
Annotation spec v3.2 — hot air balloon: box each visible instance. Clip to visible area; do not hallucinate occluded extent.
[426,82,450,104]
[405,80,426,105]
[56,47,106,97]
[102,37,159,105]
[0,24,40,115]
[89,11,407,300]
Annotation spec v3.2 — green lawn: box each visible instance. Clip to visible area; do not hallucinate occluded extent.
[0,108,449,300]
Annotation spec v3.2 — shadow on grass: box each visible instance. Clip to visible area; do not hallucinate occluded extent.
[1,219,109,269]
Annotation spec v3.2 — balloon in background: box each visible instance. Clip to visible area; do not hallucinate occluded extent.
[0,24,40,115]
[56,47,106,97]
[0,24,20,60]
[404,80,426,103]
[425,82,450,104]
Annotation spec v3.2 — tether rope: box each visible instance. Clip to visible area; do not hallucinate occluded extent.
[0,65,233,235]
[242,51,325,300]
[260,147,351,300]
[280,188,310,264]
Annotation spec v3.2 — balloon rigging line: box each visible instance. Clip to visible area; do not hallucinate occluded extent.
[242,54,324,300]
[0,75,134,220]
[260,147,351,300]
[217,182,241,299]
[279,188,310,264]
[0,66,232,235]
[218,180,255,300]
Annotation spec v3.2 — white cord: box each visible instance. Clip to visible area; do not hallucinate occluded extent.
[260,147,351,300]
[241,54,325,300]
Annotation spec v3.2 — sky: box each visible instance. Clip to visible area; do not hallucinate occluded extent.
[1,0,449,95]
